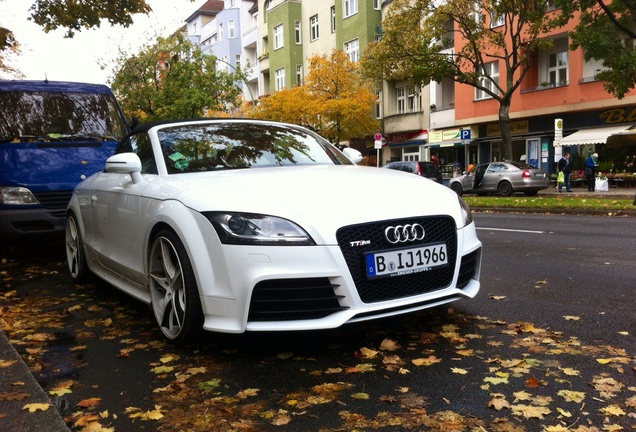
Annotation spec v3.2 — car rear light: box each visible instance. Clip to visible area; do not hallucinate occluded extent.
[522,170,532,178]
[416,164,422,175]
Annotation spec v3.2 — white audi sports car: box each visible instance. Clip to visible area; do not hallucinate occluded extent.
[65,119,481,345]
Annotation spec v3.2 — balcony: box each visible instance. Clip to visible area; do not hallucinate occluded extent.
[430,106,456,130]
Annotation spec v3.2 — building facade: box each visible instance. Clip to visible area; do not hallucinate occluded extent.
[183,0,636,178]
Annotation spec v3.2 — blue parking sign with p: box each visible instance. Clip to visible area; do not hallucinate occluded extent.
[460,129,471,140]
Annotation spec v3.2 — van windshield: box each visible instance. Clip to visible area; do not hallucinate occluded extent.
[0,91,127,143]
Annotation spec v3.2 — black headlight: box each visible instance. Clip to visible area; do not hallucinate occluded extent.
[204,212,315,246]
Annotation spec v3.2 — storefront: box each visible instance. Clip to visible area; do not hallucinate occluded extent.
[426,128,476,182]
[384,129,428,164]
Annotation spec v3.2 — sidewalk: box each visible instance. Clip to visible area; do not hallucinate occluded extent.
[540,184,636,198]
[0,330,70,432]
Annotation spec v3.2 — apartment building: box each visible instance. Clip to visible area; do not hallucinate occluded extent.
[184,1,636,177]
[257,0,381,95]
[185,0,259,106]
[185,0,382,141]
[377,2,636,180]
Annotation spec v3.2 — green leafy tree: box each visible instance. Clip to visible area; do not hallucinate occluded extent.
[110,33,246,122]
[558,0,636,99]
[362,0,568,161]
[253,50,379,146]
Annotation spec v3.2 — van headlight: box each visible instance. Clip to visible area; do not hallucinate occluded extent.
[0,187,39,205]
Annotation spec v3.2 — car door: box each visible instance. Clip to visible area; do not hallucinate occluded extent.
[89,132,157,286]
[482,163,504,191]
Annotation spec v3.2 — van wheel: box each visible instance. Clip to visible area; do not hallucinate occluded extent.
[65,213,91,282]
[148,229,203,345]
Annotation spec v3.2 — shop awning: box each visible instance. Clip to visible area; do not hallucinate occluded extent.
[557,125,634,146]
[426,142,464,149]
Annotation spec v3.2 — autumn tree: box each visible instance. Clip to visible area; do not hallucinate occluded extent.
[110,33,246,122]
[252,50,379,146]
[362,0,568,161]
[557,0,636,99]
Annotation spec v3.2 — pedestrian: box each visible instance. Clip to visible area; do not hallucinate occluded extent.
[585,152,598,191]
[431,152,440,166]
[557,152,573,192]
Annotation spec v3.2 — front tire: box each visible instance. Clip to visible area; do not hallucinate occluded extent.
[148,229,203,345]
[65,213,91,282]
[498,181,513,197]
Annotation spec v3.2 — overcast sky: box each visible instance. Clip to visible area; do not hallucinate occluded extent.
[1,0,203,85]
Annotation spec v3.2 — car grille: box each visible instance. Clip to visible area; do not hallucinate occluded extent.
[32,190,73,218]
[248,278,349,322]
[336,216,457,303]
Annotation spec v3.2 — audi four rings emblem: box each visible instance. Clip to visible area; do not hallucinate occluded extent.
[384,224,426,244]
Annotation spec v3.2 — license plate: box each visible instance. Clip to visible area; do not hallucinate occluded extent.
[365,243,448,279]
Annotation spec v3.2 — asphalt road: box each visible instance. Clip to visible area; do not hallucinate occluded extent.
[1,213,635,431]
[469,213,636,351]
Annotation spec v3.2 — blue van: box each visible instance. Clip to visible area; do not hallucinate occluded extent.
[0,80,129,243]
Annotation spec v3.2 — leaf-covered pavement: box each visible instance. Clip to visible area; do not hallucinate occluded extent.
[1,256,634,431]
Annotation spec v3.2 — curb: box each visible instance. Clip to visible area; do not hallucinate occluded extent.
[0,330,70,432]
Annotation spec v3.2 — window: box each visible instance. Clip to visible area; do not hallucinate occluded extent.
[296,64,303,85]
[374,0,381,10]
[219,23,224,41]
[375,90,382,119]
[407,86,419,112]
[295,20,301,44]
[228,20,236,38]
[230,0,236,6]
[275,67,285,91]
[310,15,319,41]
[548,52,568,86]
[490,0,505,27]
[274,24,284,49]
[344,0,358,18]
[396,87,406,114]
[344,38,359,62]
[235,55,241,71]
[538,38,568,87]
[331,7,336,33]
[475,61,499,100]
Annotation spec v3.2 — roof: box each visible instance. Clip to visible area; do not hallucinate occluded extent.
[0,79,112,94]
[184,0,224,23]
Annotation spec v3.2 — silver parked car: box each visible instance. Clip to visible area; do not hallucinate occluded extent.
[449,161,550,197]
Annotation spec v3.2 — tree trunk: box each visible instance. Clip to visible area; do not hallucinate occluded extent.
[499,103,513,161]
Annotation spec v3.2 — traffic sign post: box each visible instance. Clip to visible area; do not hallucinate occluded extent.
[374,134,383,167]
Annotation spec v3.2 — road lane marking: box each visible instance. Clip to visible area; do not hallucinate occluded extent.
[476,227,545,234]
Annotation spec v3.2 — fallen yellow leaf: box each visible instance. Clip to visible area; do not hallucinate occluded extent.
[22,403,50,412]
[412,355,442,367]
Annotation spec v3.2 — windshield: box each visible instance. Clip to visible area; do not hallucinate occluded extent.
[156,122,352,173]
[0,90,128,142]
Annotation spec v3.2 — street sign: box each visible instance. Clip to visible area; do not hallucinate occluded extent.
[460,129,471,140]
[374,133,383,141]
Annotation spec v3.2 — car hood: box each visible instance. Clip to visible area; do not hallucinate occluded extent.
[141,165,464,244]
